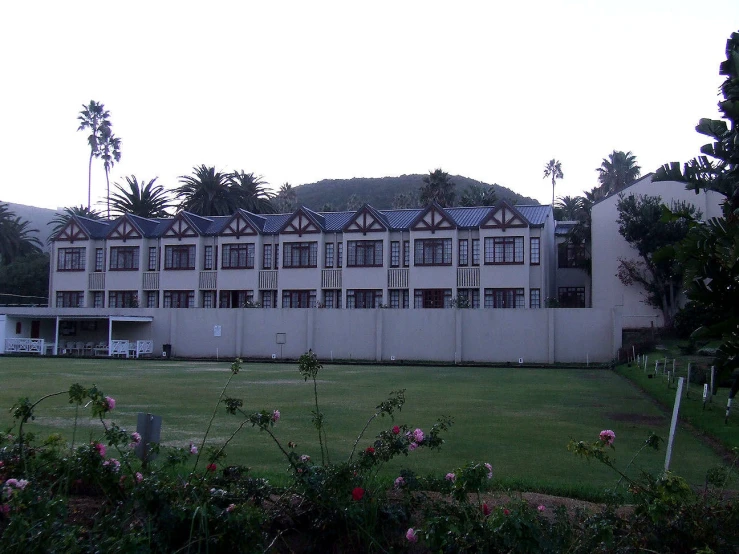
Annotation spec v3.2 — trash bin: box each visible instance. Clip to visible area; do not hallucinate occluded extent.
[162,344,172,359]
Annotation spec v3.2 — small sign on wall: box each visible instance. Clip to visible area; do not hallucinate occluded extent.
[213,325,222,337]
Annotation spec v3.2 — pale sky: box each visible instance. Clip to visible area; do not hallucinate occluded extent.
[1,1,736,211]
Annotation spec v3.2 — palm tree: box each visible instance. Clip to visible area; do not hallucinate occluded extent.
[596,150,641,196]
[0,203,41,265]
[459,183,498,207]
[391,192,418,209]
[275,183,297,213]
[419,169,456,207]
[77,101,112,210]
[175,165,235,216]
[553,195,586,221]
[98,126,122,219]
[48,206,104,242]
[228,171,276,214]
[543,159,564,205]
[109,176,172,218]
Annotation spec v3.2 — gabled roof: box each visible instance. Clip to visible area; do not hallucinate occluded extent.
[380,209,423,230]
[127,214,161,236]
[75,216,111,239]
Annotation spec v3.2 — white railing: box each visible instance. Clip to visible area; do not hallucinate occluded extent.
[388,268,409,288]
[4,338,45,355]
[88,272,105,290]
[321,269,342,289]
[110,340,130,357]
[136,340,154,358]
[142,272,159,290]
[457,267,480,287]
[259,270,278,290]
[199,271,217,289]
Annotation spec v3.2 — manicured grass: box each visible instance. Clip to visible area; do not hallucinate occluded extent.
[616,355,739,450]
[0,356,731,493]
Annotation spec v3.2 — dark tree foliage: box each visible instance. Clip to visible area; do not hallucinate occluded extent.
[654,30,739,378]
[459,183,497,207]
[0,252,49,304]
[615,194,698,328]
[419,169,456,207]
[0,203,42,265]
[109,176,173,218]
[596,150,641,197]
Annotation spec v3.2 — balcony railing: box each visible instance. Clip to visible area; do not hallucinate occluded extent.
[457,267,480,287]
[142,272,159,291]
[259,270,278,290]
[388,268,409,288]
[88,272,105,290]
[199,271,217,290]
[321,269,342,289]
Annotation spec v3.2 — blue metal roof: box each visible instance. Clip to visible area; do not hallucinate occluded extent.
[380,209,423,230]
[516,205,551,226]
[77,216,112,239]
[321,211,354,231]
[445,206,494,228]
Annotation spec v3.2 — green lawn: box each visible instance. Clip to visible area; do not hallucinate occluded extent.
[0,356,731,495]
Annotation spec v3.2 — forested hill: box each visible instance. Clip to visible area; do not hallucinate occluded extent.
[293,175,539,211]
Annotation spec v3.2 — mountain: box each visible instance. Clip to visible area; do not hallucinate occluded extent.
[292,175,539,211]
[4,202,59,250]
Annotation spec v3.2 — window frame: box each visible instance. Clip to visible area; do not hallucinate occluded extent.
[282,289,317,308]
[95,248,104,272]
[324,242,335,268]
[530,237,540,265]
[221,243,255,269]
[346,289,383,309]
[108,290,138,308]
[163,290,195,308]
[164,245,196,270]
[57,247,85,272]
[282,242,318,268]
[414,239,452,266]
[109,246,140,271]
[530,288,541,309]
[148,247,158,271]
[458,239,469,266]
[484,236,524,265]
[347,240,383,267]
[56,291,83,308]
[390,241,400,268]
[484,288,525,309]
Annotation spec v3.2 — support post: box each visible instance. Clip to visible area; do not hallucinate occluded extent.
[664,377,684,474]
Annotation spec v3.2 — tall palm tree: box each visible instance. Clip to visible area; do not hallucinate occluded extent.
[543,159,564,205]
[419,169,456,207]
[275,183,297,213]
[0,203,42,265]
[77,101,111,210]
[48,206,104,242]
[109,176,172,218]
[175,165,235,216]
[228,171,276,214]
[553,195,586,221]
[596,150,641,196]
[459,183,498,207]
[98,126,122,219]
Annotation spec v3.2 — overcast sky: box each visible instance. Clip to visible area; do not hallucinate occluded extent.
[1,1,737,211]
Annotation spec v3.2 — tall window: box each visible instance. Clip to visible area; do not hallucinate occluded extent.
[484,237,524,264]
[458,239,468,266]
[484,288,525,308]
[414,289,452,308]
[558,243,587,268]
[163,290,194,308]
[558,287,586,308]
[164,245,196,270]
[202,291,216,308]
[219,290,255,308]
[322,290,341,309]
[530,238,540,265]
[222,243,255,269]
[274,244,279,269]
[414,239,452,266]
[337,243,343,268]
[57,248,85,271]
[282,290,316,308]
[389,289,409,309]
[346,289,382,308]
[389,241,400,267]
[56,291,83,308]
[530,288,541,309]
[403,240,410,267]
[148,247,158,271]
[203,245,214,270]
[472,239,480,266]
[347,240,383,267]
[95,248,104,272]
[109,246,140,270]
[283,242,317,268]
[456,288,480,308]
[324,243,334,268]
[108,291,138,308]
[146,291,159,308]
[263,244,273,269]
[92,291,104,308]
[261,290,277,308]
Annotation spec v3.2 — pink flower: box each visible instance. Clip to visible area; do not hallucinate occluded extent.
[484,462,493,479]
[365,446,375,455]
[130,432,141,446]
[482,502,491,516]
[272,410,280,422]
[412,428,424,443]
[352,487,365,501]
[445,472,456,482]
[392,425,400,435]
[226,503,236,512]
[599,430,616,446]
[189,443,198,455]
[103,458,120,472]
[135,472,143,483]
[4,479,18,489]
[394,476,405,489]
[104,396,116,411]
[504,509,510,515]
[16,479,28,490]
[406,528,418,543]
[207,463,217,472]
[537,505,546,512]
[94,443,106,457]
[408,442,418,452]
[300,454,311,463]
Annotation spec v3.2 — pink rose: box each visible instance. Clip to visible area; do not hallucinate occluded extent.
[135,472,143,483]
[272,410,280,422]
[392,425,400,435]
[445,472,456,482]
[406,528,418,543]
[130,432,141,446]
[537,505,546,512]
[408,442,418,452]
[484,463,493,479]
[394,476,405,489]
[226,503,236,512]
[94,443,106,457]
[599,430,616,446]
[104,396,116,411]
[190,443,198,455]
[412,428,424,443]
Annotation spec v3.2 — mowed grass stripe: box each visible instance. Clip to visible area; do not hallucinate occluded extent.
[0,357,730,491]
